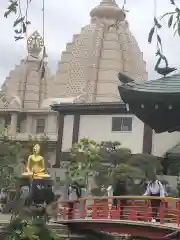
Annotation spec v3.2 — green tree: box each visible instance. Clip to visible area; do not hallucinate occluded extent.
[111,163,145,183]
[94,141,132,188]
[111,163,145,195]
[69,138,102,188]
[99,141,131,166]
[84,140,161,191]
[127,153,163,177]
[94,164,110,189]
[1,216,60,240]
[0,191,61,240]
[162,145,180,175]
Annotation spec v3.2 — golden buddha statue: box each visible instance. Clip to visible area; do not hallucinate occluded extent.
[22,144,50,179]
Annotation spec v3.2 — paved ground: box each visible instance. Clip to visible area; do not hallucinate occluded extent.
[0,213,11,224]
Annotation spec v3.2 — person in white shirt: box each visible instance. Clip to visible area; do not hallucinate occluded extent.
[107,185,113,198]
[143,176,165,222]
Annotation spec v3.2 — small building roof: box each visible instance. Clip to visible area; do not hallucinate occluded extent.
[51,102,131,115]
[41,97,75,108]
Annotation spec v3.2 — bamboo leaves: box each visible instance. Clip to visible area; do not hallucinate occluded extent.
[161,7,180,37]
[157,35,162,46]
[4,0,31,41]
[168,14,174,27]
[148,27,155,43]
[148,2,180,71]
[13,17,25,27]
[4,0,18,18]
[178,21,180,36]
[148,18,162,44]
[154,17,162,29]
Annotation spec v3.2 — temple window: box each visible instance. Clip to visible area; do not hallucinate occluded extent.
[5,115,11,128]
[17,113,27,133]
[112,117,132,132]
[36,118,46,134]
[0,115,11,134]
[0,117,5,132]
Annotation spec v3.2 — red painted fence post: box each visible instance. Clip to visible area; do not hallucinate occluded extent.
[81,199,86,218]
[72,201,76,219]
[92,200,97,219]
[159,199,165,224]
[128,200,136,220]
[117,199,121,219]
[103,200,109,219]
[144,200,150,221]
[176,200,180,226]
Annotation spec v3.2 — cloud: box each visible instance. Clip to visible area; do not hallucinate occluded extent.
[0,0,179,83]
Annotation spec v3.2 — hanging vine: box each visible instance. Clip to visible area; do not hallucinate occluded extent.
[4,0,46,79]
[4,0,31,41]
[148,0,180,70]
[4,0,180,75]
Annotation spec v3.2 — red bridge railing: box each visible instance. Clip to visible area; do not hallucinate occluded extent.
[57,196,180,226]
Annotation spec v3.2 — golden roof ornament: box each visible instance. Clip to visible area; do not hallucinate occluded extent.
[27,31,43,57]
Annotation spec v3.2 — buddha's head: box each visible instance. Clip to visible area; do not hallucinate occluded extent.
[33,144,40,155]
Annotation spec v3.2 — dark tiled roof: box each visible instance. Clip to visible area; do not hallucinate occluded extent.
[120,73,180,93]
[118,73,180,133]
[119,73,180,104]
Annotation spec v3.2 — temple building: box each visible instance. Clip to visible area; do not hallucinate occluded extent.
[0,0,150,166]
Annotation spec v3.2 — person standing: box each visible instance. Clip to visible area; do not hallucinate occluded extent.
[143,177,165,222]
[113,179,127,219]
[107,184,113,218]
[107,185,113,199]
[0,189,7,204]
[68,181,81,219]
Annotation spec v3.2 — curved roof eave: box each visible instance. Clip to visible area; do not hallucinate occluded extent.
[118,73,180,104]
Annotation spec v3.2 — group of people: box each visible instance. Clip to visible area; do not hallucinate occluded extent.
[107,176,167,222]
[66,177,167,222]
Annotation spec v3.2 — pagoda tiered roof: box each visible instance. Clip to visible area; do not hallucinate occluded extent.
[118,73,180,133]
[119,73,180,103]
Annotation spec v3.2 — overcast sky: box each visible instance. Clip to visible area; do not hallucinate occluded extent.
[0,0,179,83]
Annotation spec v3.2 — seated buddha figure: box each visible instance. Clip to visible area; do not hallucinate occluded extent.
[22,144,50,179]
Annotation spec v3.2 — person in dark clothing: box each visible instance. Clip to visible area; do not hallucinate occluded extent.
[113,179,127,218]
[25,179,55,206]
[67,181,81,219]
[0,189,7,204]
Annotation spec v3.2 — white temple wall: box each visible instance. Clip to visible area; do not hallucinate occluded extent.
[61,115,74,151]
[78,114,144,153]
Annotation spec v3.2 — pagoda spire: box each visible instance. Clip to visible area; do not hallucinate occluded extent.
[90,0,125,21]
[100,0,117,4]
